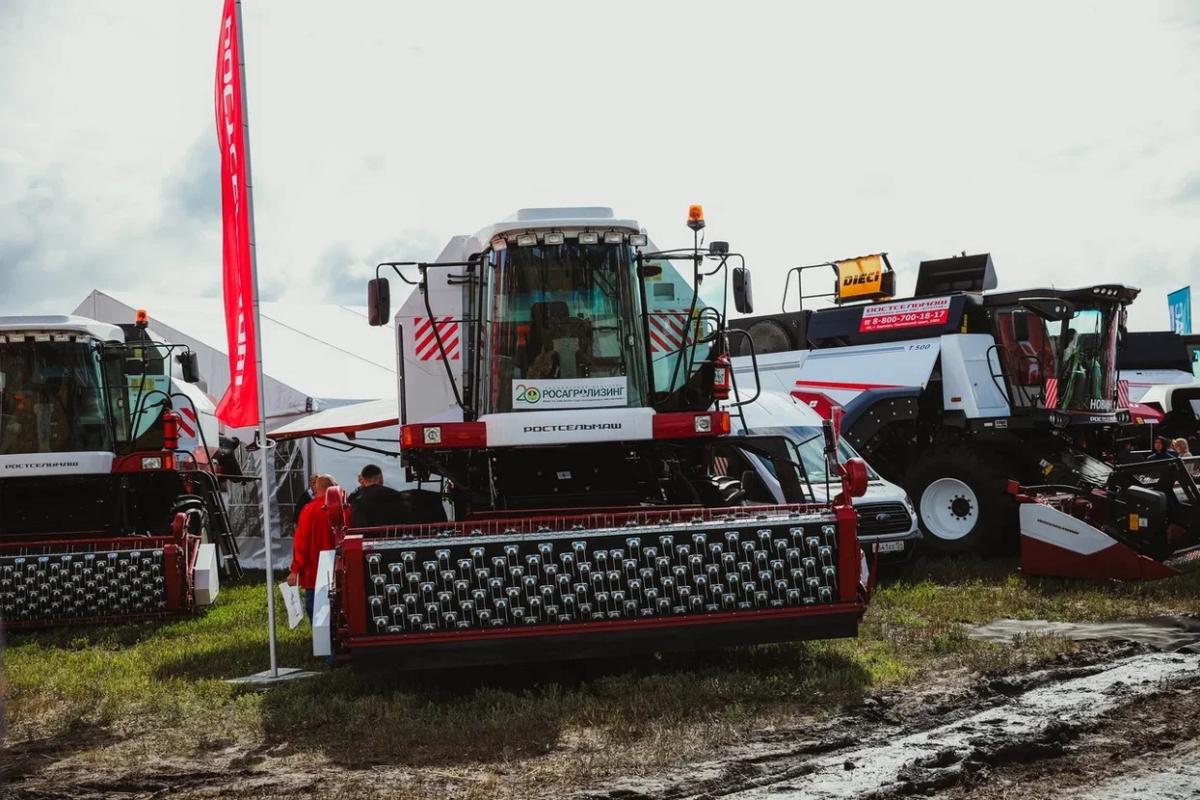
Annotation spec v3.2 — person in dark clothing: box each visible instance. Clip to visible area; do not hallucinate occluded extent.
[1146,435,1179,461]
[349,463,411,528]
[293,473,319,526]
[347,470,366,507]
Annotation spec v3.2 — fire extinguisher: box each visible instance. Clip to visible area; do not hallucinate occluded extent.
[712,353,732,401]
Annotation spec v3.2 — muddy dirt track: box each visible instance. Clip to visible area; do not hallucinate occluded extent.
[581,644,1200,800]
[5,638,1200,799]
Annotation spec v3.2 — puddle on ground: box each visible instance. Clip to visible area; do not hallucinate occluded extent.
[727,652,1200,799]
[1070,756,1200,800]
[969,616,1200,653]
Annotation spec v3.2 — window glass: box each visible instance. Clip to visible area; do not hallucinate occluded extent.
[486,243,646,412]
[745,425,878,483]
[0,340,113,454]
[641,257,723,395]
[1044,308,1119,412]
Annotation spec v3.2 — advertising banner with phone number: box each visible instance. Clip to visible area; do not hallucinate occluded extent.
[859,297,952,333]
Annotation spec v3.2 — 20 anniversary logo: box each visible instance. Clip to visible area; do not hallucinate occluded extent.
[514,384,541,404]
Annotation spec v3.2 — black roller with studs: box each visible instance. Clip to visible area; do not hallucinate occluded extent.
[0,549,169,624]
[361,519,841,635]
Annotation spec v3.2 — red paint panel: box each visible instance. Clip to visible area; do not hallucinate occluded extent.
[340,536,368,637]
[1020,535,1179,581]
[835,503,860,602]
[347,601,865,649]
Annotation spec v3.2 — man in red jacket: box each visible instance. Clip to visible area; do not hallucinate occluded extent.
[286,474,337,620]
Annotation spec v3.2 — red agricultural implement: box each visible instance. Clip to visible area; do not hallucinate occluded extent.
[1,314,240,630]
[298,207,871,667]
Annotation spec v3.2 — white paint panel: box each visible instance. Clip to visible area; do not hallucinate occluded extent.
[1019,503,1114,557]
[482,407,654,446]
[735,338,940,407]
[312,549,336,657]
[0,451,114,477]
[193,543,220,606]
[396,237,468,426]
[1119,370,1198,403]
[939,334,1010,418]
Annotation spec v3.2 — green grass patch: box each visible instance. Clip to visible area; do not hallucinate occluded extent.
[6,556,1200,779]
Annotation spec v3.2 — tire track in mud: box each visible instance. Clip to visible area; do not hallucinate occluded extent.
[583,650,1200,800]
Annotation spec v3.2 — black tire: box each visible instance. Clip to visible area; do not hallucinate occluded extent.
[904,445,1016,553]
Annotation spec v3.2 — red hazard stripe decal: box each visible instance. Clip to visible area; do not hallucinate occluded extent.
[413,317,461,360]
[177,406,197,437]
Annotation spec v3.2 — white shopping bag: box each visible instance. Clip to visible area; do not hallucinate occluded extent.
[279,581,305,629]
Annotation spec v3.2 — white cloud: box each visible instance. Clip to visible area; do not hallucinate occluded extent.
[0,0,1197,330]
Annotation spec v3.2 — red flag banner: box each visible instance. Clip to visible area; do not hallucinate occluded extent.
[213,0,260,427]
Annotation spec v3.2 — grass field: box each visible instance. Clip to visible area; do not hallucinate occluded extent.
[6,556,1200,797]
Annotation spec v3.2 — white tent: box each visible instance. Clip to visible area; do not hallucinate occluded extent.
[74,290,406,567]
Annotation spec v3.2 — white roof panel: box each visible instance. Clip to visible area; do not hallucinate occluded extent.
[0,315,124,342]
[471,207,644,249]
[269,397,398,440]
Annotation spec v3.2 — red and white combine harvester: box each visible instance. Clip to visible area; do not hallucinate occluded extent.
[291,207,872,668]
[729,253,1199,579]
[0,314,241,631]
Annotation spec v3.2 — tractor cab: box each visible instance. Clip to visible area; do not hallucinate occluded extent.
[365,207,762,518]
[983,284,1137,425]
[0,317,126,462]
[474,227,653,416]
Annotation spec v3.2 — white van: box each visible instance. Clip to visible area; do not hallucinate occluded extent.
[729,390,920,560]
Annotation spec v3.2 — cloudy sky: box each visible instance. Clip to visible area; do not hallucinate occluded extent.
[1,1,1197,330]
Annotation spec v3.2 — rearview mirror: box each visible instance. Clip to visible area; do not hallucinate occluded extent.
[733,266,754,314]
[123,357,145,376]
[1019,297,1075,322]
[368,278,391,326]
[177,351,201,383]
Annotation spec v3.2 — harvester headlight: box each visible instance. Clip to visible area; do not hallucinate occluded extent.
[423,426,443,445]
[603,231,624,245]
[629,234,648,247]
[578,231,599,245]
[515,233,538,247]
[490,235,507,252]
[141,457,163,470]
[694,415,713,433]
[542,232,565,245]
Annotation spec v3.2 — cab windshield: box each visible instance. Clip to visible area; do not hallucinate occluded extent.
[0,340,114,455]
[485,242,648,413]
[1045,307,1119,413]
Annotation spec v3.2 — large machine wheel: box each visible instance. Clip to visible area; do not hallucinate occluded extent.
[171,496,210,544]
[905,446,1015,553]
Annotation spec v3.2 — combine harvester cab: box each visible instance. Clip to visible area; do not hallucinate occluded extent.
[301,207,870,669]
[728,252,1168,563]
[0,314,241,630]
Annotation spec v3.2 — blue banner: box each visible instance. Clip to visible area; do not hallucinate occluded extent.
[1168,286,1192,334]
